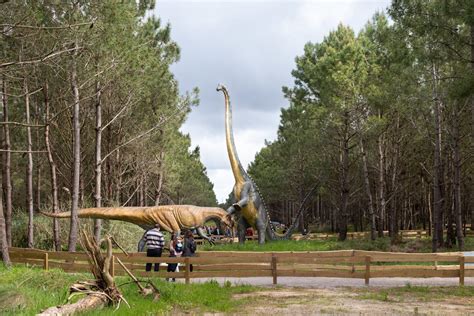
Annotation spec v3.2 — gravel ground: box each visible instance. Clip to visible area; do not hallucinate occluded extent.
[191,276,474,288]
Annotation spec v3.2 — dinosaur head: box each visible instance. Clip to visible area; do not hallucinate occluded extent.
[216,83,226,92]
[222,213,235,230]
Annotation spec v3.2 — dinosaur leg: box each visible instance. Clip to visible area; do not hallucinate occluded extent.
[255,217,266,245]
[237,217,248,244]
[197,227,215,245]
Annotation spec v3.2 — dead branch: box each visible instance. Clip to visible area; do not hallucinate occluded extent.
[0,22,93,30]
[39,231,127,315]
[0,122,46,127]
[0,46,82,68]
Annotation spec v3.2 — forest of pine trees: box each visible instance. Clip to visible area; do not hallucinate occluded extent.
[1,0,473,263]
[247,1,474,251]
[0,1,217,256]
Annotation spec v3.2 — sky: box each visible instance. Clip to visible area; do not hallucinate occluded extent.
[153,0,392,203]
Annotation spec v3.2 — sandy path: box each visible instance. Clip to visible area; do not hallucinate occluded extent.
[232,288,474,315]
[192,276,474,288]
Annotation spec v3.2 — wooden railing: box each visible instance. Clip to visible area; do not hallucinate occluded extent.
[8,248,473,286]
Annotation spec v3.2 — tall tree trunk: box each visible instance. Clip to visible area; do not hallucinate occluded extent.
[470,23,474,234]
[338,113,350,241]
[94,79,102,242]
[432,66,444,252]
[452,101,464,250]
[25,79,35,248]
[1,78,12,246]
[68,45,81,252]
[360,138,376,240]
[44,84,61,251]
[154,151,164,206]
[35,101,41,212]
[0,177,10,267]
[389,116,400,242]
[377,132,386,238]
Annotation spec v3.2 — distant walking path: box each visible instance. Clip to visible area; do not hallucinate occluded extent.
[192,276,474,288]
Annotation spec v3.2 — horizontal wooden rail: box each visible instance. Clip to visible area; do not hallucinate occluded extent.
[7,248,472,286]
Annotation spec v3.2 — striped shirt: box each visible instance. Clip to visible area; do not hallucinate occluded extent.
[145,228,165,250]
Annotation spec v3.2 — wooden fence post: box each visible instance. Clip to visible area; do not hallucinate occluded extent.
[43,252,49,271]
[459,256,465,286]
[185,257,190,284]
[351,250,355,273]
[271,254,278,285]
[364,256,371,286]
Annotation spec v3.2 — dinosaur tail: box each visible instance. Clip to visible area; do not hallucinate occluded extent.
[265,183,319,240]
[40,207,151,226]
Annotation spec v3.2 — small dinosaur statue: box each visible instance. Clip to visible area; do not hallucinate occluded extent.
[41,205,233,247]
[216,84,317,244]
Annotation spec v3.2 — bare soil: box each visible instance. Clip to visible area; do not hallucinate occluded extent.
[233,288,474,315]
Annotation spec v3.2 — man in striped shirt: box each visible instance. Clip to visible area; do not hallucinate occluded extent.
[145,224,165,272]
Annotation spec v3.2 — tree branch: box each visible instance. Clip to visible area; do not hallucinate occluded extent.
[0,46,82,68]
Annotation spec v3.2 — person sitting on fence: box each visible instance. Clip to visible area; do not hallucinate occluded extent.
[144,223,165,272]
[166,234,184,282]
[183,230,197,272]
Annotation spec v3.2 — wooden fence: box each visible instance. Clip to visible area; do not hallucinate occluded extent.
[7,247,473,286]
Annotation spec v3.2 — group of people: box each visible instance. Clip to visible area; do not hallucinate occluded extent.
[142,224,197,281]
[204,225,232,237]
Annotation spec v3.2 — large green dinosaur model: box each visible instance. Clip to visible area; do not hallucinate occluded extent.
[216,84,317,244]
[41,205,233,247]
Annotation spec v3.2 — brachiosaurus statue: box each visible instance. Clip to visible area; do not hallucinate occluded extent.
[41,205,233,246]
[217,84,317,244]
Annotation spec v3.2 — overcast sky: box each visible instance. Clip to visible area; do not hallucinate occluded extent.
[153,0,391,203]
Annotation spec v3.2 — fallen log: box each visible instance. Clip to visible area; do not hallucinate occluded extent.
[38,294,107,315]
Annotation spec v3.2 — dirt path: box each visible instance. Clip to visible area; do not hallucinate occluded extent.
[191,277,474,315]
[192,276,474,288]
[233,288,474,315]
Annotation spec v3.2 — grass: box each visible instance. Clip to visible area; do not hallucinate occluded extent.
[355,284,474,302]
[203,236,474,253]
[0,266,258,315]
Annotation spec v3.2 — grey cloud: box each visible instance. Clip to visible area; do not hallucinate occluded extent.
[155,0,391,201]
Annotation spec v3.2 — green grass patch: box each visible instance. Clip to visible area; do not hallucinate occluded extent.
[204,236,474,253]
[0,266,258,315]
[355,284,474,302]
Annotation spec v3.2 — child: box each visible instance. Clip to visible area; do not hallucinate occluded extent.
[167,234,184,282]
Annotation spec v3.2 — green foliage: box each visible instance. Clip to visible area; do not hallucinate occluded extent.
[247,1,474,245]
[204,237,474,253]
[0,0,217,249]
[0,266,258,315]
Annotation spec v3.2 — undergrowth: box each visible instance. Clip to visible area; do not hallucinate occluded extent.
[0,266,258,315]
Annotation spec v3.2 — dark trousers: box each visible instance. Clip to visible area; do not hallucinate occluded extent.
[146,248,162,272]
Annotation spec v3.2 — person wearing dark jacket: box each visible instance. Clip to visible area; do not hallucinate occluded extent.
[183,230,196,272]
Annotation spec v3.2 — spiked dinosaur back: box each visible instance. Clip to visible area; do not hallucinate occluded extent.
[217,84,316,240]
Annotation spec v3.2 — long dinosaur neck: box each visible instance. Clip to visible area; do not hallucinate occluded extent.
[218,85,246,184]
